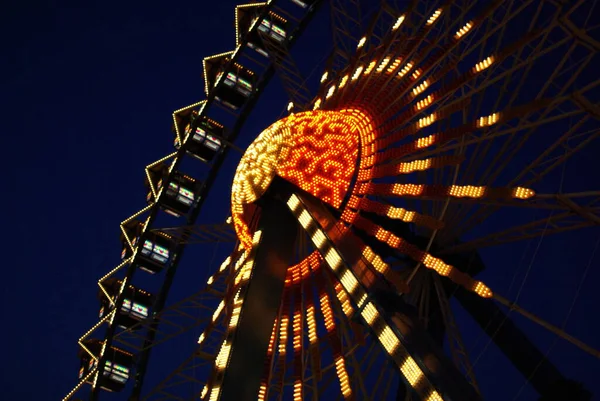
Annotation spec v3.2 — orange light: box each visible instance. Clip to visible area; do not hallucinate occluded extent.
[512,187,535,199]
[278,314,289,356]
[232,110,372,250]
[474,56,495,73]
[416,134,436,148]
[415,94,434,110]
[448,185,486,198]
[455,21,473,38]
[335,356,352,398]
[477,112,500,127]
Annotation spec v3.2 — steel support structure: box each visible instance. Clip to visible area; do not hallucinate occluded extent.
[291,190,481,401]
[217,178,298,401]
[157,224,237,245]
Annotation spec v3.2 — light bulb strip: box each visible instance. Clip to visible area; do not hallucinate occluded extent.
[373,23,551,139]
[292,288,304,401]
[62,369,98,401]
[346,195,443,230]
[364,97,471,162]
[257,295,283,401]
[349,214,493,299]
[356,182,535,201]
[316,281,353,400]
[272,275,292,397]
[359,155,463,180]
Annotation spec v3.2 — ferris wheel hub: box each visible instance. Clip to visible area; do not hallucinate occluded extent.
[231,109,374,250]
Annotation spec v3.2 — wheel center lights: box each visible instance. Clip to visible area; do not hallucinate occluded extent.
[231,109,373,251]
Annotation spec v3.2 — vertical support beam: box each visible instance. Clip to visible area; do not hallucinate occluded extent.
[218,182,298,401]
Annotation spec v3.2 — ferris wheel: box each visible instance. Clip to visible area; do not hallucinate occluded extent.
[62,0,600,400]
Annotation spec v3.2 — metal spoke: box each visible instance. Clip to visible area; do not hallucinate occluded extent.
[493,293,600,360]
[433,274,480,392]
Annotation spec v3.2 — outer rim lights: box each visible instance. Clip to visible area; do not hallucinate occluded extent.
[477,112,500,127]
[352,66,364,81]
[339,75,349,89]
[398,62,413,77]
[326,85,336,99]
[427,9,442,25]
[474,55,495,73]
[357,36,366,49]
[455,21,473,39]
[392,15,405,31]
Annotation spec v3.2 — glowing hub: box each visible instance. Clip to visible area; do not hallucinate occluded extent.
[232,110,371,249]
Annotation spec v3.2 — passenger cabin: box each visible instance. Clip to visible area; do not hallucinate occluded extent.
[172,108,198,149]
[120,219,175,274]
[236,5,288,58]
[98,278,153,329]
[136,231,174,274]
[175,116,225,163]
[78,339,133,392]
[203,54,256,110]
[145,164,202,218]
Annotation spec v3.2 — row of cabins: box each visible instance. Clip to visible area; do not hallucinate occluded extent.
[76,0,319,393]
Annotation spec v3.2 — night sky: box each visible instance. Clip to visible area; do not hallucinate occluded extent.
[2,1,599,400]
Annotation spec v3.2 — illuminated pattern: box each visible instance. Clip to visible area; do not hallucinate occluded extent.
[62,2,590,400]
[224,11,542,400]
[232,109,371,249]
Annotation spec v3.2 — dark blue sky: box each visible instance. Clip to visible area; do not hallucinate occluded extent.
[2,1,599,400]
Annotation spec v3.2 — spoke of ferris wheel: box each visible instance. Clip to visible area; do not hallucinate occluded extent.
[379,43,587,150]
[450,122,600,239]
[452,284,588,398]
[369,0,533,118]
[457,46,588,188]
[448,190,600,245]
[111,259,231,354]
[321,265,369,399]
[432,274,480,393]
[404,191,600,218]
[444,96,597,233]
[156,223,236,244]
[398,111,594,169]
[303,259,323,401]
[139,251,242,400]
[312,340,366,399]
[256,31,312,111]
[347,1,432,102]
[438,210,599,255]
[330,0,363,70]
[141,260,240,401]
[359,0,482,105]
[289,192,482,401]
[492,293,600,360]
[141,317,227,401]
[418,271,432,327]
[373,2,583,132]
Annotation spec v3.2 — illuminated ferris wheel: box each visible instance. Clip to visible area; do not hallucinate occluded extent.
[63,0,600,400]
